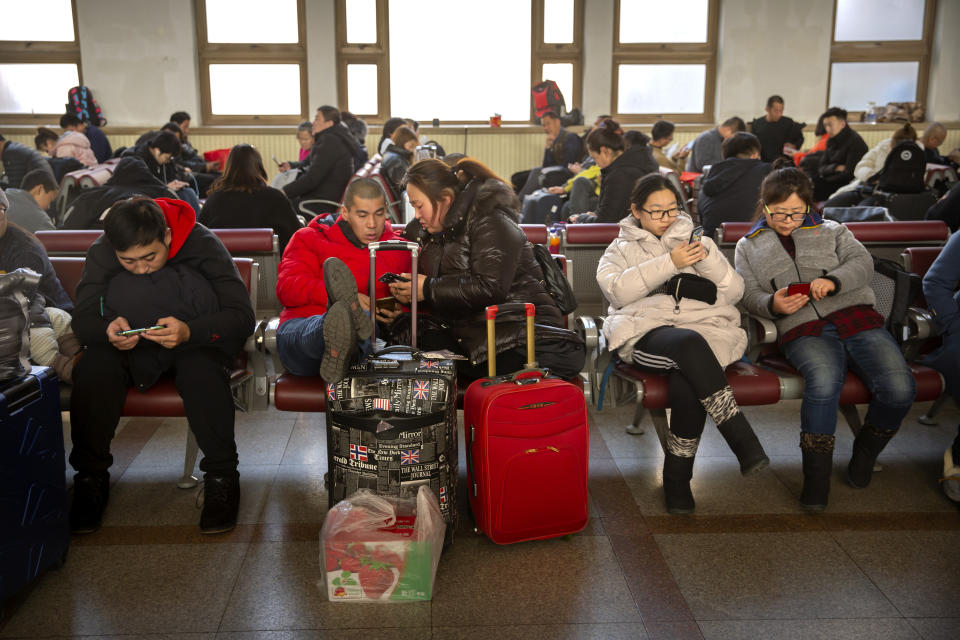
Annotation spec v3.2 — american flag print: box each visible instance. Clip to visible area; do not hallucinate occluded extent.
[439,487,447,504]
[327,383,336,401]
[373,397,390,410]
[413,380,430,400]
[400,449,420,465]
[349,444,368,462]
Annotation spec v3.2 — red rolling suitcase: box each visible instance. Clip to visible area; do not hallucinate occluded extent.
[464,303,589,545]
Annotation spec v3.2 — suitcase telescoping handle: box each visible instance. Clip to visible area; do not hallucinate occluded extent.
[485,303,537,378]
[368,240,419,348]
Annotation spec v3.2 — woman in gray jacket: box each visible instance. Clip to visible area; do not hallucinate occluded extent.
[597,173,769,514]
[735,167,916,511]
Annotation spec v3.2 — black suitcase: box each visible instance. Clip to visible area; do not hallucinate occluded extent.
[0,366,69,612]
[325,241,459,532]
[869,189,939,221]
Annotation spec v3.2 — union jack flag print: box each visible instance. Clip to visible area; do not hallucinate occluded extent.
[439,486,447,504]
[327,383,336,401]
[413,380,430,400]
[400,449,420,465]
[349,443,368,462]
[420,360,438,369]
[373,397,390,410]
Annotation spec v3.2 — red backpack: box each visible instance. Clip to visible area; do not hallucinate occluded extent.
[531,80,566,120]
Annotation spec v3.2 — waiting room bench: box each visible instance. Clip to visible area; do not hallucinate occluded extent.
[50,256,260,488]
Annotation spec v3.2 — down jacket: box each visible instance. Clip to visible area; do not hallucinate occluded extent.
[54,131,97,167]
[597,212,747,366]
[403,178,569,365]
[830,137,892,198]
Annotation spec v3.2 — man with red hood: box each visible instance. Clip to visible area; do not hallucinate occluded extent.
[276,178,408,382]
[68,197,255,535]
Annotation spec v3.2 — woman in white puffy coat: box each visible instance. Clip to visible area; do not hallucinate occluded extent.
[597,173,769,514]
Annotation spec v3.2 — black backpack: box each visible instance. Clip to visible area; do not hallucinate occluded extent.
[875,141,925,194]
[870,255,921,343]
[532,243,577,315]
[66,85,107,127]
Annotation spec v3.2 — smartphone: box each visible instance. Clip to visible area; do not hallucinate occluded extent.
[272,155,281,167]
[786,282,811,297]
[116,324,166,336]
[375,296,399,312]
[689,225,704,244]
[378,272,410,284]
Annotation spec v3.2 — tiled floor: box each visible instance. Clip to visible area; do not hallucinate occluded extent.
[2,398,959,640]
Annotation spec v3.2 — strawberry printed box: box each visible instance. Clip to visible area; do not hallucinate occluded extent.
[321,486,446,602]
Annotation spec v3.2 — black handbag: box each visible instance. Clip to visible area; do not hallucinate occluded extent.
[532,243,578,314]
[666,272,717,305]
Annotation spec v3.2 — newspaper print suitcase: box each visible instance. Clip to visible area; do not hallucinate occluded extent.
[325,240,458,532]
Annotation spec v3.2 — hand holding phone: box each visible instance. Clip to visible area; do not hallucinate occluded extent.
[786,282,811,297]
[116,324,166,336]
[375,296,399,312]
[689,225,704,244]
[378,272,410,284]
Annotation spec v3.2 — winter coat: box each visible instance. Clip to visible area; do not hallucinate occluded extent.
[578,146,659,223]
[54,131,97,167]
[686,128,723,173]
[543,129,584,167]
[277,216,409,325]
[283,124,362,213]
[597,212,746,365]
[652,145,683,173]
[698,158,771,238]
[749,116,805,163]
[818,126,868,188]
[0,223,73,313]
[1,141,54,190]
[402,178,571,365]
[85,125,113,164]
[380,144,412,197]
[926,181,960,232]
[5,188,55,232]
[921,231,960,401]
[830,138,892,197]
[73,198,255,390]
[123,143,177,185]
[60,157,174,229]
[734,214,876,336]
[199,186,302,252]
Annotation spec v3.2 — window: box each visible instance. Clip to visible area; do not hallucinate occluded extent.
[828,0,935,112]
[195,0,307,125]
[336,0,582,123]
[0,0,81,123]
[612,0,718,124]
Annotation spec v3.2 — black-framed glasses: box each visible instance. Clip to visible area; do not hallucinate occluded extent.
[764,204,809,222]
[641,205,681,220]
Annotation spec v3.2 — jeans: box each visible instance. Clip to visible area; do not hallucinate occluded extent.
[176,186,201,214]
[782,325,916,435]
[276,314,372,377]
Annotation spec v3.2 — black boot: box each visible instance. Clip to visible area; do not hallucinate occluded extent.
[848,424,896,488]
[200,473,240,534]
[716,414,770,475]
[70,471,110,534]
[799,432,834,512]
[663,453,696,514]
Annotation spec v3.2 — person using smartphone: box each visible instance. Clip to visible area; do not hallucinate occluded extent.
[735,167,916,512]
[597,172,768,515]
[274,178,409,384]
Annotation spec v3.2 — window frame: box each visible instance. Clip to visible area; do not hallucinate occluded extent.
[827,0,937,110]
[611,0,719,124]
[335,0,582,125]
[0,0,82,124]
[195,0,309,126]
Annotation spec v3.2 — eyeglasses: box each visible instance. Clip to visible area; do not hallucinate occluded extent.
[764,204,809,222]
[641,205,681,220]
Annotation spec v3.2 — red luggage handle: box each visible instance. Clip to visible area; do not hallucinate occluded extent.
[485,303,537,378]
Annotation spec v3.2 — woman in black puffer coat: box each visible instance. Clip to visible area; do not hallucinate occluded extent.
[388,158,584,379]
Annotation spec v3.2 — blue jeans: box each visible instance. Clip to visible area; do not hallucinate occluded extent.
[782,325,916,435]
[276,315,371,377]
[176,186,201,214]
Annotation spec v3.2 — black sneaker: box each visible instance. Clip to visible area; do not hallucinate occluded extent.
[199,473,240,534]
[319,301,358,383]
[70,472,110,534]
[323,257,373,340]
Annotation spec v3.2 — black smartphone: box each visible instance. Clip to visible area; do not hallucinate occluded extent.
[689,226,704,244]
[116,324,166,336]
[378,272,410,284]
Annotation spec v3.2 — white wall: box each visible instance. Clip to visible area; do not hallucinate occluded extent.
[71,0,956,127]
[77,0,201,126]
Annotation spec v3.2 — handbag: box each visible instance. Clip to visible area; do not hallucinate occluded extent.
[532,243,578,314]
[666,272,717,306]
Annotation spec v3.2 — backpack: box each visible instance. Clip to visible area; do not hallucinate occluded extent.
[0,269,41,382]
[875,141,925,194]
[870,255,921,343]
[532,243,578,315]
[66,85,107,127]
[531,80,565,121]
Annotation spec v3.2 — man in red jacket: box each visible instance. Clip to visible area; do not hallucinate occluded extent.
[275,178,408,381]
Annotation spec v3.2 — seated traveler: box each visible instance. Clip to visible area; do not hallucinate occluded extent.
[0,133,55,189]
[389,158,585,380]
[275,178,408,382]
[198,144,302,252]
[380,125,419,198]
[569,119,659,224]
[825,122,918,205]
[122,131,201,213]
[68,197,255,535]
[806,107,868,201]
[377,117,407,156]
[649,120,685,173]
[5,168,59,232]
[749,95,805,163]
[735,167,916,511]
[55,113,97,167]
[686,117,746,173]
[341,111,370,167]
[926,181,960,232]
[512,111,584,199]
[596,173,769,514]
[919,122,960,169]
[698,132,771,238]
[169,111,220,197]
